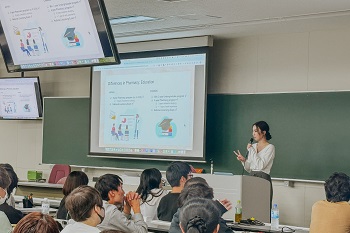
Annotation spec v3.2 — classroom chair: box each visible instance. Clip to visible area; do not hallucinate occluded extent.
[48,164,71,184]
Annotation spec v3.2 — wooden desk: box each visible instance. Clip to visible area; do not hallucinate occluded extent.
[16,181,64,199]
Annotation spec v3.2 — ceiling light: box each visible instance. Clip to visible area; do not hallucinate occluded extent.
[109,16,160,25]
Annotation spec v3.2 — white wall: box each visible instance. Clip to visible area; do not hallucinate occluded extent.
[2,28,350,227]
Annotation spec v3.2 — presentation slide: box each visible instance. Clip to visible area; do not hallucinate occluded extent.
[0,78,41,119]
[0,0,104,65]
[90,52,207,160]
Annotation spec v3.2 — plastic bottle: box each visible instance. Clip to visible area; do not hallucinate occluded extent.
[235,200,242,223]
[41,198,50,214]
[271,204,279,230]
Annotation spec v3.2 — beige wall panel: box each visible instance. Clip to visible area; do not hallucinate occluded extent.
[309,29,350,91]
[209,37,258,94]
[257,33,309,93]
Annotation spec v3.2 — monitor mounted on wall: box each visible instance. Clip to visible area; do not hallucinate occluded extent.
[0,0,120,73]
[0,76,43,120]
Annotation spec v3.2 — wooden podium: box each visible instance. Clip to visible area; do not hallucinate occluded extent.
[195,174,271,222]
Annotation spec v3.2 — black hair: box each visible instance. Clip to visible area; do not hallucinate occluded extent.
[324,172,350,202]
[62,171,89,196]
[0,167,11,190]
[180,198,220,233]
[178,182,214,207]
[253,121,272,140]
[183,177,208,189]
[0,163,18,195]
[94,174,123,201]
[136,168,164,202]
[166,161,191,187]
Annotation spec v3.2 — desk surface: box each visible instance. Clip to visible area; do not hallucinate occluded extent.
[146,220,309,233]
[228,223,309,233]
[18,181,63,189]
[14,195,61,208]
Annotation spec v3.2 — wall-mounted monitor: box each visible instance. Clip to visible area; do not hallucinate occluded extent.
[0,0,120,73]
[90,47,208,162]
[0,77,43,119]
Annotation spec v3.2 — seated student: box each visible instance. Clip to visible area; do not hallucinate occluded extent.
[61,185,104,233]
[13,212,60,233]
[0,163,18,207]
[136,168,168,221]
[94,174,148,233]
[0,167,12,233]
[169,180,232,233]
[310,172,350,233]
[0,163,23,224]
[57,171,89,219]
[157,161,192,221]
[179,198,221,233]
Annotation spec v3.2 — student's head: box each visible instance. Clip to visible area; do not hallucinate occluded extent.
[252,121,272,141]
[0,163,18,196]
[179,198,220,233]
[184,177,208,189]
[136,168,162,201]
[178,182,214,207]
[13,212,60,233]
[95,174,124,204]
[166,161,192,188]
[0,167,11,204]
[62,171,89,196]
[324,172,350,202]
[65,185,105,225]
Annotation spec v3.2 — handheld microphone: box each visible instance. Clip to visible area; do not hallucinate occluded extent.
[245,138,254,158]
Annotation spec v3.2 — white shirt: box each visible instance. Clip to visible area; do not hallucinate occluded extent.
[140,188,168,222]
[242,143,275,174]
[61,222,100,233]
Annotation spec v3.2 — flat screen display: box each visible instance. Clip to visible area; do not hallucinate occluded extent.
[0,0,120,72]
[90,48,208,161]
[0,77,43,119]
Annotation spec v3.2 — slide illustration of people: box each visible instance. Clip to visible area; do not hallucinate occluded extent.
[134,114,140,139]
[117,124,123,140]
[124,125,129,141]
[20,39,31,56]
[111,123,119,141]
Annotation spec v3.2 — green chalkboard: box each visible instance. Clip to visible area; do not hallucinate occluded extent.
[42,93,350,180]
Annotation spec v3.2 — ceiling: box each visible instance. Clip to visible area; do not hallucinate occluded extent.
[104,0,350,43]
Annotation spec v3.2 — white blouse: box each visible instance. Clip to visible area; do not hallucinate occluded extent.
[242,143,275,174]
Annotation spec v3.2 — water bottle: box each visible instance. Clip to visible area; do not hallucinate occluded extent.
[41,198,50,214]
[271,204,279,230]
[235,200,242,223]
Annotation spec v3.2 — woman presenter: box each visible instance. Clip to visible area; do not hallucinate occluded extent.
[234,121,275,206]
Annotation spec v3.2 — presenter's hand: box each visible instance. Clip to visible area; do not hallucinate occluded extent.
[247,143,252,150]
[234,150,246,162]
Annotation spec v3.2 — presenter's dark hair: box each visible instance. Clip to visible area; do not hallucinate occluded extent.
[0,163,18,195]
[166,161,191,187]
[253,121,272,140]
[324,172,350,202]
[180,198,220,233]
[178,182,214,207]
[136,168,164,202]
[65,185,103,222]
[13,212,60,233]
[0,167,11,190]
[95,174,123,201]
[62,171,89,196]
